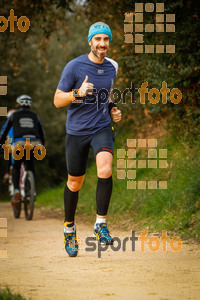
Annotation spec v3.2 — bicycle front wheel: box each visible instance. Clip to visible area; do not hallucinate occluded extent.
[24,171,35,220]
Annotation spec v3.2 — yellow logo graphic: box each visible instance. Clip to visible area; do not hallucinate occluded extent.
[117,138,168,189]
[0,218,7,258]
[124,2,175,53]
[0,76,7,117]
[0,9,30,33]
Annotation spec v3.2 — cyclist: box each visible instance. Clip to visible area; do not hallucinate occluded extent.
[0,95,45,206]
[54,22,122,257]
[0,109,16,184]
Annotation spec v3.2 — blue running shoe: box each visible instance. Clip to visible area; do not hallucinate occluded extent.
[64,224,78,257]
[93,223,113,245]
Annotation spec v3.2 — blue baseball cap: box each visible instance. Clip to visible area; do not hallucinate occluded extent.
[88,22,112,43]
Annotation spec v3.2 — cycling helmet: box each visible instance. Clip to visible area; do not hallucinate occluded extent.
[7,109,16,118]
[16,94,32,107]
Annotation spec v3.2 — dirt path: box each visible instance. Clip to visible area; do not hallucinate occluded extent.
[0,202,200,300]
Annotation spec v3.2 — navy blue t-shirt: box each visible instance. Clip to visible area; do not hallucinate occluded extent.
[57,54,118,135]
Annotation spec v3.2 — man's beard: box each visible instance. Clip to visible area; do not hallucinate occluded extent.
[91,46,108,59]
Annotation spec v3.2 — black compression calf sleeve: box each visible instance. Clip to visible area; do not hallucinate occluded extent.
[96,176,113,216]
[64,185,79,222]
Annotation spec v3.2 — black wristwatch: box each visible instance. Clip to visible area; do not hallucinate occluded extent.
[108,102,117,114]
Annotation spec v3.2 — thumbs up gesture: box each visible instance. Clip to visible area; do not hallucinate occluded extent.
[84,75,88,83]
[111,106,122,123]
[79,75,94,96]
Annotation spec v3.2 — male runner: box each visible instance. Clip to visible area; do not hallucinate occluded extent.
[54,22,121,257]
[0,95,45,205]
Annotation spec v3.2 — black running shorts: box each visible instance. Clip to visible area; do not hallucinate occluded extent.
[65,125,114,176]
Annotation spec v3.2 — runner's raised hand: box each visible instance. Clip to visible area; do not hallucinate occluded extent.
[79,75,94,96]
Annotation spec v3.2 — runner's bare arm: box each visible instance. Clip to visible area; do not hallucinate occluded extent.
[54,89,76,108]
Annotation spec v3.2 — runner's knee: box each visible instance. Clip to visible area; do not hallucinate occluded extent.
[67,175,84,192]
[97,164,112,178]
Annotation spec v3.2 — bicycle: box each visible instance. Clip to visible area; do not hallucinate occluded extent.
[9,162,36,220]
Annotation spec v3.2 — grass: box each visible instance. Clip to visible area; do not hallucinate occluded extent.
[0,288,26,300]
[37,121,200,239]
[36,182,64,208]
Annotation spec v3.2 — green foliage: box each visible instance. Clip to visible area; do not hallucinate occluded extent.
[0,287,26,300]
[36,182,64,208]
